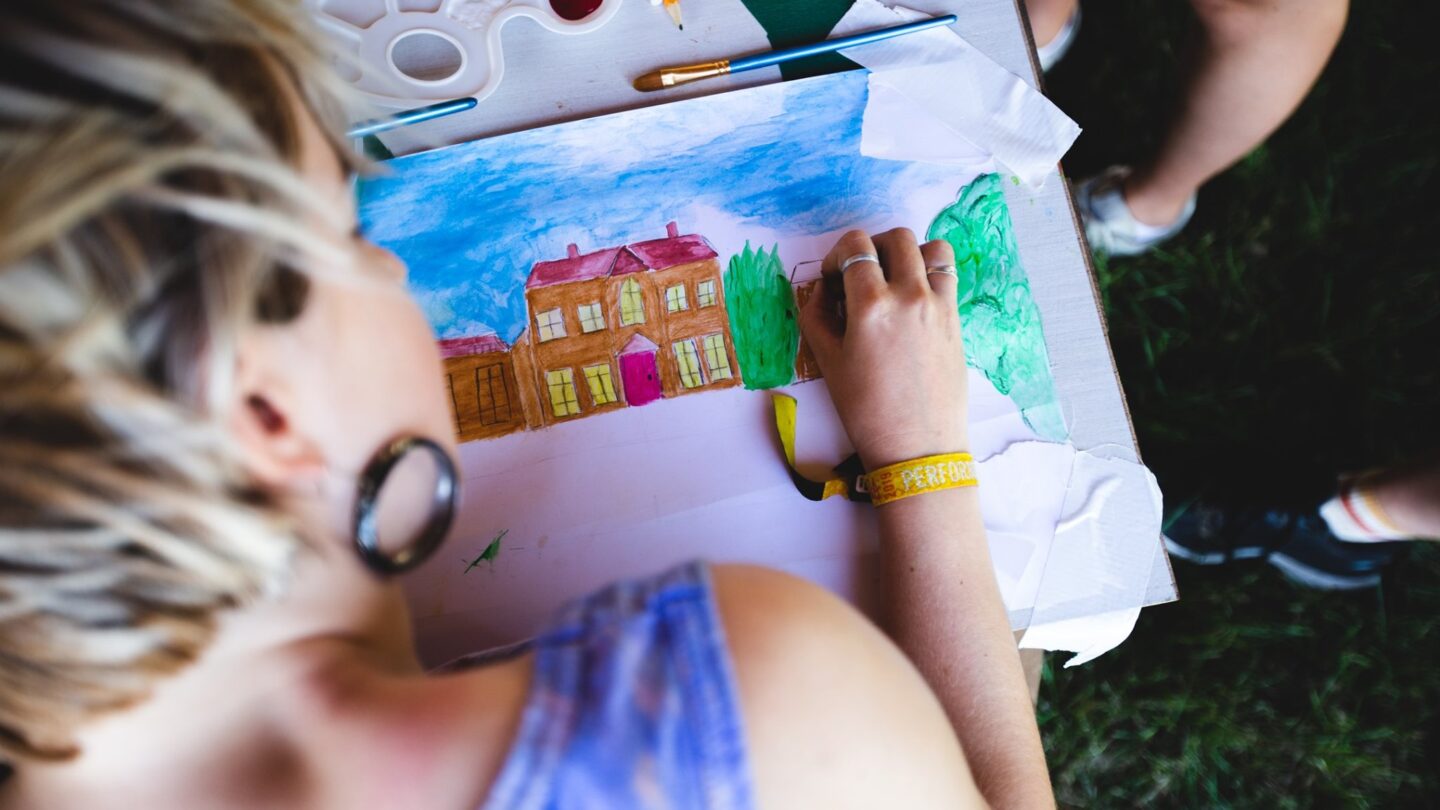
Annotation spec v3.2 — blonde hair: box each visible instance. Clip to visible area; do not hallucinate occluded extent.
[0,0,363,766]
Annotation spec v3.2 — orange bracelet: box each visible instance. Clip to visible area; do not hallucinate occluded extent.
[859,452,978,506]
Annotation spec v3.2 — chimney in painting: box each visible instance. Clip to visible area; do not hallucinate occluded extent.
[665,221,679,238]
[567,243,580,258]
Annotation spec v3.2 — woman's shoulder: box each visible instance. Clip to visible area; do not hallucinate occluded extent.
[287,563,982,809]
[432,561,981,810]
[709,564,985,809]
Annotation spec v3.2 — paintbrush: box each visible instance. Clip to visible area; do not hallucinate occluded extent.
[633,13,958,92]
[346,96,479,139]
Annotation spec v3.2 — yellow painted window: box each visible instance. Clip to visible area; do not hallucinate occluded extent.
[673,340,703,389]
[536,308,567,342]
[545,369,580,417]
[665,284,689,313]
[620,278,646,325]
[583,363,618,405]
[701,333,732,381]
[578,302,605,333]
[696,279,718,307]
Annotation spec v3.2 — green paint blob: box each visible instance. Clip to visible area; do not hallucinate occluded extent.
[928,174,1067,440]
[462,529,507,573]
[724,242,799,390]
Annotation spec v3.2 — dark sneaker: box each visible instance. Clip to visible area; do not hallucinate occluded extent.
[1163,504,1290,564]
[1164,503,1406,590]
[1268,514,1407,590]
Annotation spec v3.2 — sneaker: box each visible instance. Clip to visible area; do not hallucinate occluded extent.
[1164,504,1292,564]
[1037,5,1081,73]
[1164,503,1405,590]
[1074,166,1196,256]
[1268,515,1407,590]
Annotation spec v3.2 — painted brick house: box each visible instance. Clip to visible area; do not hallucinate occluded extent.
[439,222,744,439]
[513,221,742,426]
[439,334,531,442]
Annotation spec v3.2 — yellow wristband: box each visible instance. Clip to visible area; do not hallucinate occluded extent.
[859,452,977,506]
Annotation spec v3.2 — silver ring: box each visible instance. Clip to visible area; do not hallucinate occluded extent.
[839,253,880,274]
[926,264,958,277]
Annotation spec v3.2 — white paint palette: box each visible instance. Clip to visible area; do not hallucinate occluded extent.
[309,0,623,106]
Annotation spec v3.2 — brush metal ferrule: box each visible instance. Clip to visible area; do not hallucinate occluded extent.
[661,59,732,87]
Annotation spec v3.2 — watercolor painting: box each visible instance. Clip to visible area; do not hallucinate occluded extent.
[433,221,741,441]
[359,70,1065,443]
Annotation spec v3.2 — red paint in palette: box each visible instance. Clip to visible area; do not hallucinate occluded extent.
[550,0,602,21]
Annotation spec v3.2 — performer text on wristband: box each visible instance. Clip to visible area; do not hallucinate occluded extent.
[859,452,978,506]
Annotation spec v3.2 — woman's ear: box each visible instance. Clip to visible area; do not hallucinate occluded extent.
[228,347,327,491]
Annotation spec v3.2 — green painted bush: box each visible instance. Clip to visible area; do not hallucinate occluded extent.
[723,242,798,390]
[929,173,1066,440]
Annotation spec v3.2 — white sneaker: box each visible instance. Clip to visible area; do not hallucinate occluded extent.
[1037,5,1081,73]
[1074,166,1196,256]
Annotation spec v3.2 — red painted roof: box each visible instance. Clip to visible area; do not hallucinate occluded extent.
[525,224,719,289]
[628,234,718,270]
[611,248,648,277]
[438,333,508,358]
[527,246,624,289]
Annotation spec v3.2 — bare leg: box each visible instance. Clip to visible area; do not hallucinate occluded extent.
[1124,0,1349,226]
[1363,458,1440,540]
[1022,0,1079,49]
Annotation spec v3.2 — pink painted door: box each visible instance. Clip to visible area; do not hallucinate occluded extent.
[619,350,662,406]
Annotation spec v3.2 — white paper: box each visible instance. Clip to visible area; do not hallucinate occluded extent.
[408,372,1057,663]
[833,0,1081,185]
[1016,447,1166,665]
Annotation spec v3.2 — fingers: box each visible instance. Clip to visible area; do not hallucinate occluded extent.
[819,229,952,319]
[820,229,884,313]
[873,228,929,296]
[919,238,958,296]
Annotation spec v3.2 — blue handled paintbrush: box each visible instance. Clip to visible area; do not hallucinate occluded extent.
[346,96,478,139]
[632,13,958,92]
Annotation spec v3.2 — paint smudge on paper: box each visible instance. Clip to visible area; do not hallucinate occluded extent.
[929,174,1066,440]
[724,242,799,390]
[462,529,507,572]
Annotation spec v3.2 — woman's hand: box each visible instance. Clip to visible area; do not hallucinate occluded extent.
[798,228,968,469]
[801,235,1053,809]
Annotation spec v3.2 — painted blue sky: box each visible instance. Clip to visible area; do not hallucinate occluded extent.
[359,70,955,343]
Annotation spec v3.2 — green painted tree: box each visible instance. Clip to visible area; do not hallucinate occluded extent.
[928,173,1066,440]
[723,242,799,390]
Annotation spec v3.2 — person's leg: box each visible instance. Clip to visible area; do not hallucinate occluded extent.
[1023,0,1079,49]
[1323,456,1440,542]
[1371,460,1440,539]
[1123,0,1349,226]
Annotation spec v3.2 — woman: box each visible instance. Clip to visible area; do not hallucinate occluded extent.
[0,1,1052,807]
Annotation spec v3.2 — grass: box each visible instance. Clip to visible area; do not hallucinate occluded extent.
[1035,2,1440,805]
